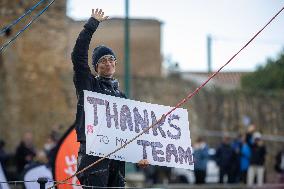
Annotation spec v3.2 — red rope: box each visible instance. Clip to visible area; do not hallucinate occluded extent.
[49,5,284,189]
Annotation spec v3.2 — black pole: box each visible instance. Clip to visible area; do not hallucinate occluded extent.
[37,177,48,189]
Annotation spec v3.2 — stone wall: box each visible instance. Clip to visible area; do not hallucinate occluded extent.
[0,0,75,149]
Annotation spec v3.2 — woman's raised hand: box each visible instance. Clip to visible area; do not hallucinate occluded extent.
[92,8,109,22]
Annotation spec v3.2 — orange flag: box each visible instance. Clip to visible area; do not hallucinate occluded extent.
[53,125,81,189]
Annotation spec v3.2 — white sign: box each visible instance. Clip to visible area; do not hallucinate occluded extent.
[84,90,194,170]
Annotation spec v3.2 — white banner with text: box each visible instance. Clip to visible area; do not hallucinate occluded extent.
[84,90,194,170]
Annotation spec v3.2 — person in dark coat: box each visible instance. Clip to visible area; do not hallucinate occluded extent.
[72,8,148,188]
[15,132,36,174]
[230,134,242,183]
[215,135,235,183]
[247,135,266,186]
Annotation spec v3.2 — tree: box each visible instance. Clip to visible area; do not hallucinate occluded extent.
[241,49,284,90]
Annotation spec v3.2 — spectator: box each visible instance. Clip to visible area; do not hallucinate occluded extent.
[240,134,251,184]
[275,147,284,183]
[15,132,36,174]
[22,151,53,189]
[0,139,9,176]
[43,131,58,167]
[230,134,242,183]
[247,135,266,186]
[193,137,209,184]
[215,135,235,183]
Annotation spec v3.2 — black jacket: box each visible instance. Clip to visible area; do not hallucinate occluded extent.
[250,144,266,166]
[215,143,234,169]
[71,17,126,143]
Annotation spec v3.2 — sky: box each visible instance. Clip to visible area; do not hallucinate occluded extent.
[67,0,284,72]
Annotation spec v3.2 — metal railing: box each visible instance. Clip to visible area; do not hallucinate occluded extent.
[1,178,284,189]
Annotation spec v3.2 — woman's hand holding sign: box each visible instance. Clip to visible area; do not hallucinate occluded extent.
[138,159,149,169]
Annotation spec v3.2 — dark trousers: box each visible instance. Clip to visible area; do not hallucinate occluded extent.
[194,170,206,184]
[219,167,234,183]
[240,170,248,184]
[77,144,125,188]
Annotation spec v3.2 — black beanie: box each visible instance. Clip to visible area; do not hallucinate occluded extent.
[92,45,116,71]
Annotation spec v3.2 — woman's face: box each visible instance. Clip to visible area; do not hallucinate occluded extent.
[96,55,116,78]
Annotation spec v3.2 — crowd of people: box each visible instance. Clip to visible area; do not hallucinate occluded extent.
[193,124,284,186]
[0,124,284,188]
[139,124,284,187]
[214,129,266,186]
[0,129,59,183]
